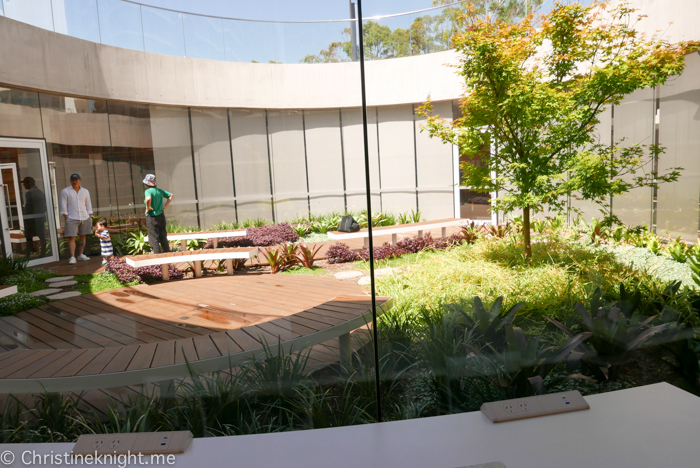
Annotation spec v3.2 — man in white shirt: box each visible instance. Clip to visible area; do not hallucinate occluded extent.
[60,173,93,264]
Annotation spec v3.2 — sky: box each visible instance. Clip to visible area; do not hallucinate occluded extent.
[2,0,596,64]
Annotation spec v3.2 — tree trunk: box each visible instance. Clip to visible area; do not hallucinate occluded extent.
[523,206,532,259]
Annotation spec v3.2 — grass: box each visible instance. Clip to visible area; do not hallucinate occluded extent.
[74,272,133,295]
[374,236,639,332]
[280,266,328,277]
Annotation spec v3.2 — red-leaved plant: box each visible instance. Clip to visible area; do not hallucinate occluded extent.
[296,242,322,268]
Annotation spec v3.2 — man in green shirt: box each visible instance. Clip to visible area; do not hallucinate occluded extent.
[143,174,174,253]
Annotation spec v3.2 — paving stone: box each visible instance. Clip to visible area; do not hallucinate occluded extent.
[29,288,63,297]
[46,276,74,283]
[334,271,363,280]
[45,291,83,300]
[358,276,371,286]
[50,280,78,287]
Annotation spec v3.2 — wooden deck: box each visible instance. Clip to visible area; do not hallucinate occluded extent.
[0,275,369,351]
[0,275,390,395]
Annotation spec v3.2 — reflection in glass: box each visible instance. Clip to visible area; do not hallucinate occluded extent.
[377,104,417,214]
[40,93,113,257]
[0,147,53,260]
[107,102,155,220]
[224,20,353,64]
[183,14,225,61]
[96,0,144,51]
[53,0,101,43]
[267,109,308,221]
[2,0,54,31]
[612,88,654,228]
[229,109,273,222]
[303,109,345,214]
[0,88,43,138]
[150,105,199,227]
[657,53,700,241]
[190,107,235,228]
[142,6,185,57]
[340,107,380,212]
[415,100,454,220]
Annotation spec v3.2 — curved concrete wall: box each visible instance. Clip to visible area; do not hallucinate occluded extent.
[0,16,463,109]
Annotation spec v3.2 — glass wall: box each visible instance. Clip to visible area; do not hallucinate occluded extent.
[657,53,700,241]
[611,88,655,228]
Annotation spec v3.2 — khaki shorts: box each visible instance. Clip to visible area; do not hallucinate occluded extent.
[64,218,92,237]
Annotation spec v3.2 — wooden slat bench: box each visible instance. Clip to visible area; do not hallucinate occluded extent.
[0,294,392,394]
[327,218,468,248]
[144,229,247,251]
[124,247,259,280]
[0,285,18,299]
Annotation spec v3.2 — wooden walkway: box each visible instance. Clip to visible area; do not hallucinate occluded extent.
[0,275,390,395]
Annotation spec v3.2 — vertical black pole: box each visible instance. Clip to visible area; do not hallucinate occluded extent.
[356,0,381,424]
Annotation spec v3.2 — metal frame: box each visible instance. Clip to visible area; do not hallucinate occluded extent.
[0,163,24,231]
[0,138,59,267]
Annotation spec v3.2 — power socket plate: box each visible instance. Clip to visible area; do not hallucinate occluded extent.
[481,390,589,423]
[456,462,507,468]
[73,431,193,455]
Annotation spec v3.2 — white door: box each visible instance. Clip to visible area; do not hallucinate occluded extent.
[0,138,59,266]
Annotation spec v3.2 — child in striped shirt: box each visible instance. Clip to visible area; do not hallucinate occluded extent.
[94,219,114,266]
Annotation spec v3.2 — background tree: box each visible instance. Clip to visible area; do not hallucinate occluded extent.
[420,1,695,258]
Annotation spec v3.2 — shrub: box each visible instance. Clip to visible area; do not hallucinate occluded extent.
[203,236,253,249]
[105,258,141,284]
[326,243,360,264]
[396,234,436,254]
[247,223,299,247]
[137,265,184,282]
[359,243,404,261]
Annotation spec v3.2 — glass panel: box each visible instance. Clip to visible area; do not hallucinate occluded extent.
[2,0,54,31]
[340,107,380,212]
[377,104,417,214]
[612,88,654,228]
[142,6,185,57]
[657,53,700,241]
[224,19,354,64]
[149,105,199,227]
[190,107,235,228]
[570,106,612,223]
[96,0,144,51]
[107,102,154,225]
[267,109,308,222]
[183,14,224,61]
[0,87,43,138]
[0,147,54,260]
[414,100,454,220]
[229,109,273,222]
[52,0,100,43]
[303,109,345,215]
[40,93,113,258]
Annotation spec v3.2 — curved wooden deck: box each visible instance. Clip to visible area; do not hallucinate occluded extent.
[0,276,391,394]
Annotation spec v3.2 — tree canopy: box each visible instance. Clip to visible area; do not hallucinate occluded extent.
[419,1,697,257]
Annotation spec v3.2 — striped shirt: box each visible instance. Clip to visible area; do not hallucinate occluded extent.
[99,230,113,257]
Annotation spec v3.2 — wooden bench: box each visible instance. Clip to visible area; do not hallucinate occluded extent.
[124,247,259,280]
[0,294,392,394]
[144,230,247,251]
[327,218,468,248]
[0,285,18,299]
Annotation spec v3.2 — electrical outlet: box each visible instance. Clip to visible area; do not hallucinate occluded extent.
[481,390,589,423]
[73,431,193,455]
[456,462,507,468]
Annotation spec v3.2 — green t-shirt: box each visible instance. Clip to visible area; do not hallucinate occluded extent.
[144,187,172,217]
